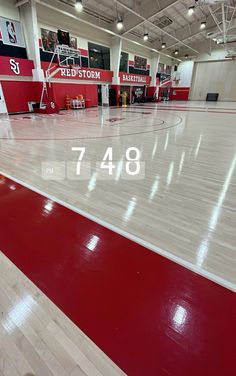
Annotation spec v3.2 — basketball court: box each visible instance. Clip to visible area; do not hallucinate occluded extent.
[0,0,236,375]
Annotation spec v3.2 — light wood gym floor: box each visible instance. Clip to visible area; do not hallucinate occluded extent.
[0,101,236,375]
[0,102,235,287]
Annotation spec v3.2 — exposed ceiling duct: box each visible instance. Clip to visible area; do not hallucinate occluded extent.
[153,16,173,29]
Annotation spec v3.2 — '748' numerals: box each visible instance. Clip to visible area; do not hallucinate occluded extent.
[72,147,141,176]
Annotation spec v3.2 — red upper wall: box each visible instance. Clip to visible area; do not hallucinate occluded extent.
[0,56,34,77]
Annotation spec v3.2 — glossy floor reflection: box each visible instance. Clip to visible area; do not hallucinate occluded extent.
[0,102,236,287]
[0,176,235,376]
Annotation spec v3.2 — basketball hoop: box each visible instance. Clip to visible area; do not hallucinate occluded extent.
[39,44,81,111]
[57,44,80,57]
[47,44,82,76]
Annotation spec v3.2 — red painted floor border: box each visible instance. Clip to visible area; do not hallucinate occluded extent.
[0,175,235,376]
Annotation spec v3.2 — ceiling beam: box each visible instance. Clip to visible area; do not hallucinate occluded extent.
[164,19,236,52]
[121,0,182,36]
[15,0,29,6]
[113,0,200,54]
[226,6,236,32]
[207,5,223,34]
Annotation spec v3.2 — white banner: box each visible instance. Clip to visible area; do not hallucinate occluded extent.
[0,17,25,48]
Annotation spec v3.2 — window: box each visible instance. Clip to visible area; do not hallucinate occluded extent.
[119,52,128,72]
[88,42,110,70]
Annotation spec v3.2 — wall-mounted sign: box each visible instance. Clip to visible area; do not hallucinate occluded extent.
[60,68,101,80]
[58,67,112,81]
[41,28,78,52]
[134,55,147,70]
[0,56,34,77]
[41,28,58,52]
[0,17,25,48]
[9,58,20,75]
[70,36,77,50]
[120,72,151,85]
[41,63,113,82]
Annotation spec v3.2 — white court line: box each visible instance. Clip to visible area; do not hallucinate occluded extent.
[0,170,235,293]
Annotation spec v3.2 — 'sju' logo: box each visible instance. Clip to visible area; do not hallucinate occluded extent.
[9,59,20,75]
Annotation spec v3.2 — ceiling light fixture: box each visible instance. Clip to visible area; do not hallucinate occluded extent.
[200,21,206,30]
[75,0,83,12]
[188,6,195,16]
[185,54,189,59]
[116,18,124,30]
[174,49,179,55]
[161,42,166,49]
[143,33,149,41]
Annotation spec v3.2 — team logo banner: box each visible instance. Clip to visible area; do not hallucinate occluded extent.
[0,17,25,48]
[41,28,58,52]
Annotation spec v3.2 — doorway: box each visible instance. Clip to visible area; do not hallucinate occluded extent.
[0,84,7,114]
[97,85,102,106]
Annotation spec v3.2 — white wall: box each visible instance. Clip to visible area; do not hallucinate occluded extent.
[190,60,236,101]
[38,18,154,70]
[37,2,174,70]
[36,3,112,48]
[117,40,151,64]
[195,49,232,62]
[38,13,152,64]
[158,54,173,66]
[173,60,194,87]
[0,0,20,20]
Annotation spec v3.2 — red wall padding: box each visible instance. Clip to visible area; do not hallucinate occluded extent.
[1,81,42,113]
[1,80,98,113]
[169,87,190,101]
[111,84,120,106]
[52,82,98,108]
[146,86,156,97]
